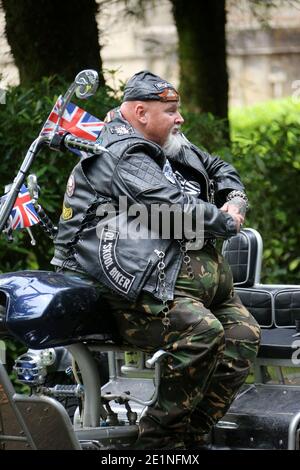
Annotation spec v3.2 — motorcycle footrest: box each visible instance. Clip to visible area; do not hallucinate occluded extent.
[46,384,83,398]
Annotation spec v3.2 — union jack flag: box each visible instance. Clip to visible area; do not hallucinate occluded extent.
[40,96,104,156]
[9,185,40,230]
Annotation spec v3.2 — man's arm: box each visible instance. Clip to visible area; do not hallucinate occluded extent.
[111,145,241,238]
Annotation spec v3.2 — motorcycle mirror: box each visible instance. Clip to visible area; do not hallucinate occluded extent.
[74,70,99,100]
[52,69,99,138]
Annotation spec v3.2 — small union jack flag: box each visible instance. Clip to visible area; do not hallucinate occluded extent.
[9,185,40,230]
[40,95,104,154]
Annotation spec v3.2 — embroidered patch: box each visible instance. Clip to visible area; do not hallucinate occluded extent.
[62,204,73,220]
[66,174,75,197]
[154,81,170,90]
[110,125,134,136]
[99,228,135,294]
[157,88,179,101]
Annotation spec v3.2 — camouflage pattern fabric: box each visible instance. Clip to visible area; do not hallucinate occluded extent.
[65,243,261,449]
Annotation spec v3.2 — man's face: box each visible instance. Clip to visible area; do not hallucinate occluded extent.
[143,100,184,147]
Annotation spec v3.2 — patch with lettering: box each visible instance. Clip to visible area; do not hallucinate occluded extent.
[154,81,170,90]
[110,125,134,136]
[99,228,135,294]
[62,203,73,220]
[66,174,75,197]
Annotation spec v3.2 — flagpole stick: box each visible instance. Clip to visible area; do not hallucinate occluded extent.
[26,227,36,246]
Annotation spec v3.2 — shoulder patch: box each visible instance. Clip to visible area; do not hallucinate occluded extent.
[66,174,75,197]
[62,204,73,220]
[110,125,134,136]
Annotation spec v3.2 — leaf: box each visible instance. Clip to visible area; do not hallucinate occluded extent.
[289,258,300,272]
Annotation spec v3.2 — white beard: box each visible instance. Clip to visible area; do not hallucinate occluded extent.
[162,130,187,158]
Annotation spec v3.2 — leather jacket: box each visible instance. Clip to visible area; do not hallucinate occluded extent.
[52,110,245,301]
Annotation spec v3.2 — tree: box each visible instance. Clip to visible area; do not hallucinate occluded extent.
[170,0,228,121]
[1,0,104,85]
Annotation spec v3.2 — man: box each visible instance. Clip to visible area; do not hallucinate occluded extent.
[52,71,261,449]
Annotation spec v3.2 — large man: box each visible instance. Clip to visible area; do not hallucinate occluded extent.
[52,71,261,449]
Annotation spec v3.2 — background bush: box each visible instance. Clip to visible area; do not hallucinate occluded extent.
[230,100,300,283]
[184,98,300,284]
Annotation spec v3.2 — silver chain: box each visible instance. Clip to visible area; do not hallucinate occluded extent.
[154,241,195,328]
[155,250,170,328]
[209,180,215,204]
[178,240,195,279]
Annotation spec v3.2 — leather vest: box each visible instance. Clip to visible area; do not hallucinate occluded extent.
[52,112,243,301]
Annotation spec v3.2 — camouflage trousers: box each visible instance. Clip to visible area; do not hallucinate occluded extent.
[73,243,261,449]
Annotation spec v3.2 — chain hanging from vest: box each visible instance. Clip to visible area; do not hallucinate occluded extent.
[178,240,195,280]
[154,177,217,326]
[155,241,195,329]
[155,250,171,329]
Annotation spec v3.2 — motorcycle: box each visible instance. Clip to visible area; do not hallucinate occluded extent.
[1,71,300,451]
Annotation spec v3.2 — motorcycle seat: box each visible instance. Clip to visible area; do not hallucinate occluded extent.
[222,228,300,364]
[258,328,299,359]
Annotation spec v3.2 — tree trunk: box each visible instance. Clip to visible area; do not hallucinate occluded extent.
[2,0,104,85]
[170,0,228,121]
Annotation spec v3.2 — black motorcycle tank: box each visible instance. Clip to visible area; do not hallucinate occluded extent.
[0,271,117,348]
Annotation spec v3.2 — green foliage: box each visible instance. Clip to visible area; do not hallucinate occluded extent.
[230,100,300,284]
[230,97,300,137]
[0,77,120,273]
[183,97,300,284]
[181,110,229,154]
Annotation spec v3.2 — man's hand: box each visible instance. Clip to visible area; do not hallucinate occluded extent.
[220,202,244,232]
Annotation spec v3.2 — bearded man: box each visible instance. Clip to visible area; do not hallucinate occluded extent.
[52,71,260,449]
